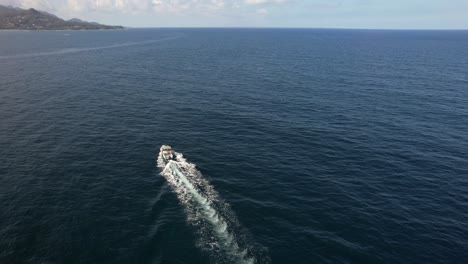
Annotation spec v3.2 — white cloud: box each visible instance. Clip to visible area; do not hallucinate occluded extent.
[66,0,87,12]
[244,0,287,5]
[56,0,227,14]
[151,0,192,13]
[0,0,54,10]
[0,0,285,16]
[256,7,268,15]
[66,0,150,13]
[151,0,229,14]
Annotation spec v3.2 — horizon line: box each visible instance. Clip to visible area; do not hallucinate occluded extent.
[126,26,468,31]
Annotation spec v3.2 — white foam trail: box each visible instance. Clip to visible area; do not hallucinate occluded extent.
[0,35,183,59]
[158,151,257,264]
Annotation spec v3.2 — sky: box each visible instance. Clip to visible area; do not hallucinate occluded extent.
[1,0,468,29]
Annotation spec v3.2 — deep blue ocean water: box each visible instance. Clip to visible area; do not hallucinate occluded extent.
[1,29,468,264]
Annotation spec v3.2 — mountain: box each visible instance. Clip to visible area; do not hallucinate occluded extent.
[68,18,85,23]
[0,5,124,30]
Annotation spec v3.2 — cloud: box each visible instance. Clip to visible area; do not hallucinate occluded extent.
[151,0,229,13]
[0,0,287,16]
[256,7,268,15]
[60,0,228,14]
[66,0,150,13]
[0,0,54,10]
[244,0,287,5]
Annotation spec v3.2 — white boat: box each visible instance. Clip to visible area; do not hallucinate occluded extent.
[160,145,174,162]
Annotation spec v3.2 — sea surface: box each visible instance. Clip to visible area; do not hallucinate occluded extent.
[1,29,467,264]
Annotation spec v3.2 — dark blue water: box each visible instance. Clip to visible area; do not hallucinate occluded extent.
[1,29,467,264]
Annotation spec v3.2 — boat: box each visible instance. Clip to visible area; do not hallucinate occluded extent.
[160,145,175,162]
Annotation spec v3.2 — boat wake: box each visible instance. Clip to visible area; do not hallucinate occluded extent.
[157,149,268,264]
[0,35,183,59]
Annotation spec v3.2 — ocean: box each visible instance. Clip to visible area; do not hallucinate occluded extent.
[0,28,467,264]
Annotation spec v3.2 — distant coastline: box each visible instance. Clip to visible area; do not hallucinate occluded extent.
[0,5,123,30]
[0,28,126,31]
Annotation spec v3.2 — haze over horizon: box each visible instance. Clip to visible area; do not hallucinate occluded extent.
[1,0,467,30]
